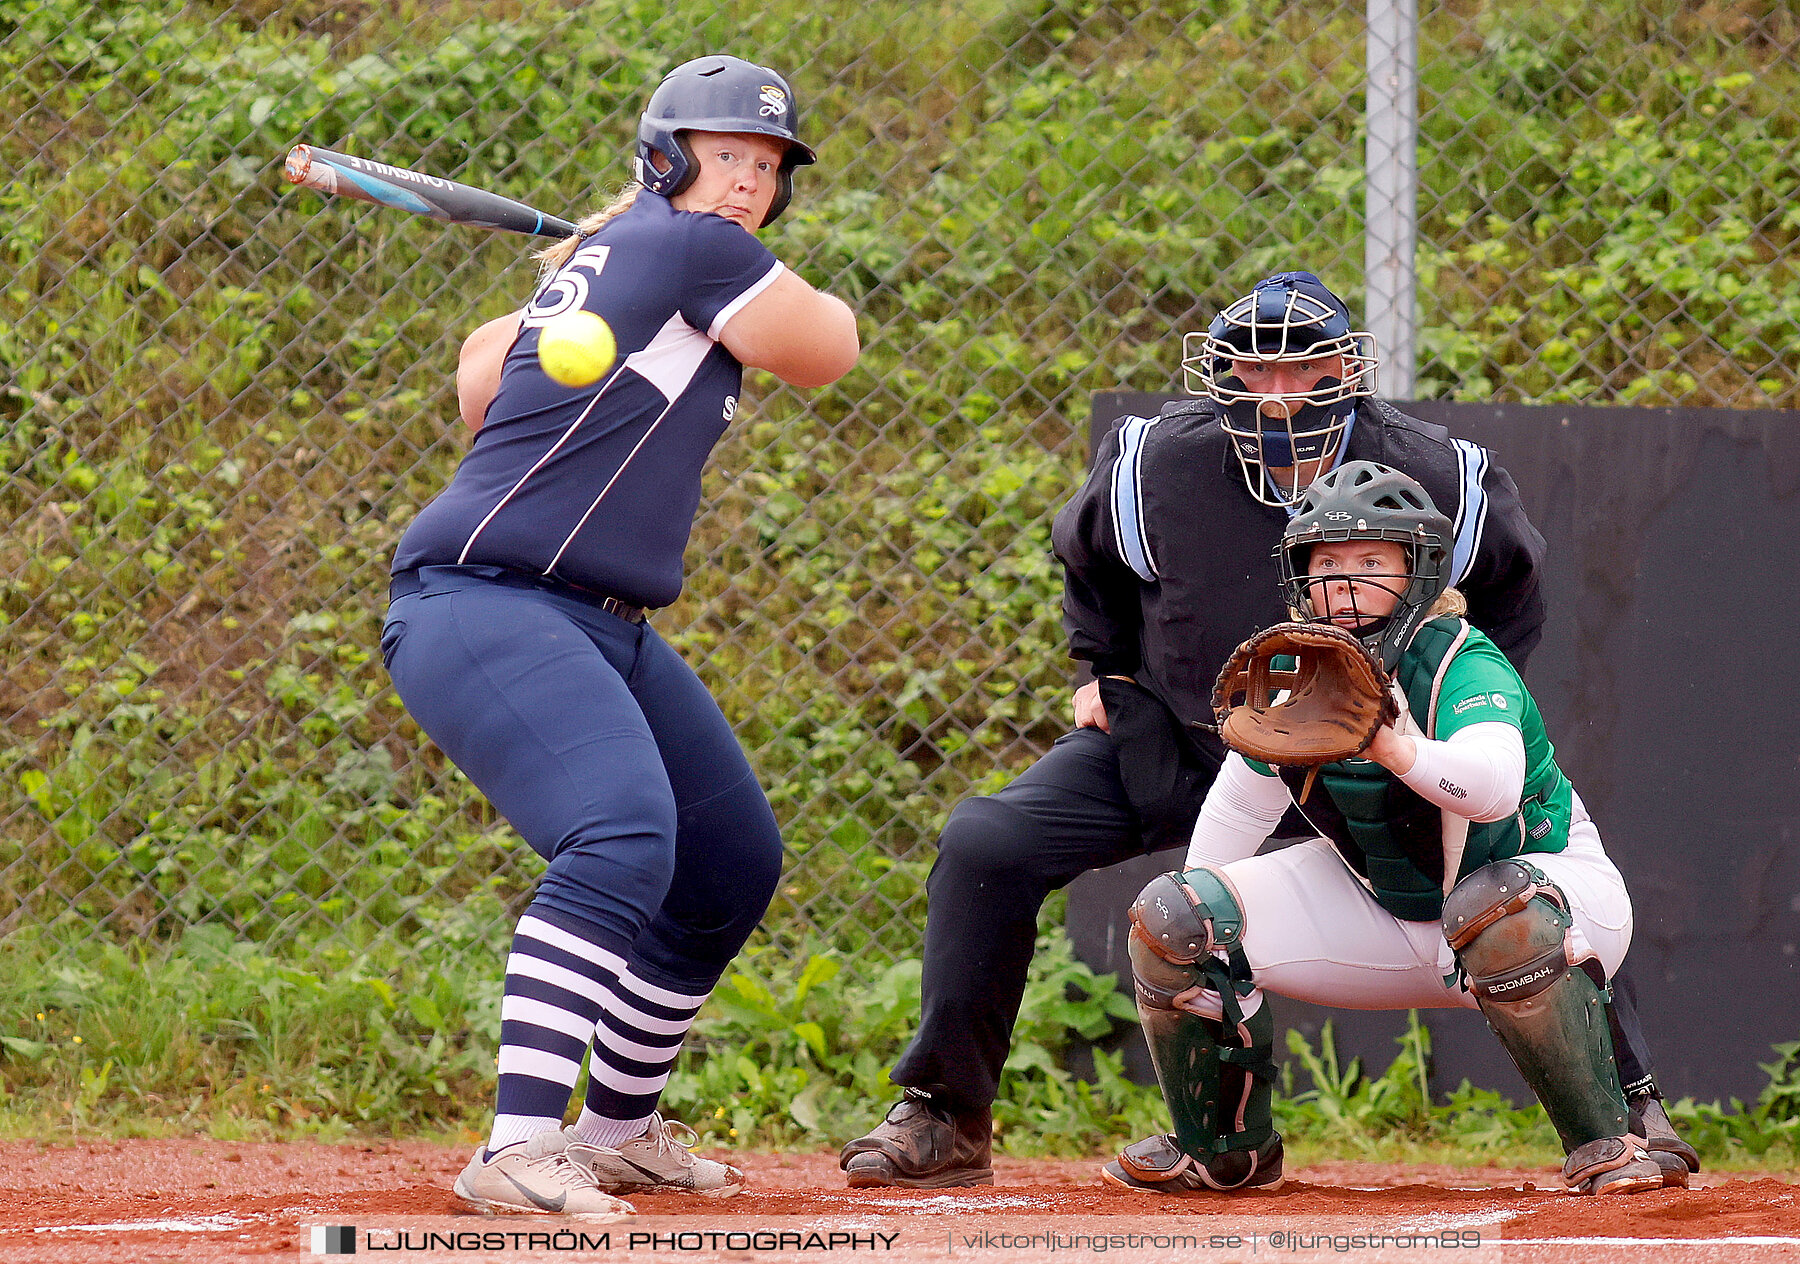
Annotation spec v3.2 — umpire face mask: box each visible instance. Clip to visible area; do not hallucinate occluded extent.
[1221,376,1355,467]
[1184,271,1379,506]
[1217,365,1358,506]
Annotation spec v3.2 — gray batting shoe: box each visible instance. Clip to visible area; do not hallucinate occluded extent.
[453,1130,636,1217]
[570,1115,746,1198]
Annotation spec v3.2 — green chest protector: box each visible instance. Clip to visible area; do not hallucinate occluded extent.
[1276,619,1562,922]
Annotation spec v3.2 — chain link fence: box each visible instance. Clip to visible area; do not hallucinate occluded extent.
[3,0,1796,979]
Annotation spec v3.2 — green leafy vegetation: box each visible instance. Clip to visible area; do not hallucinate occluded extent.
[5,0,1796,968]
[0,923,499,1140]
[2,923,1793,1167]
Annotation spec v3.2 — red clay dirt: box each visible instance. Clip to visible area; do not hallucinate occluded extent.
[0,1140,1793,1262]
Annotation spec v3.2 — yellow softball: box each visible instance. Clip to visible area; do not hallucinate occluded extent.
[537,310,617,388]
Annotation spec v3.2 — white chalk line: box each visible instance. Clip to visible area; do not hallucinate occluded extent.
[1504,1245,1800,1253]
[34,1214,248,1234]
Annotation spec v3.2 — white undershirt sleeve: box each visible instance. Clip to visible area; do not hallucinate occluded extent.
[1185,753,1292,869]
[1395,720,1526,822]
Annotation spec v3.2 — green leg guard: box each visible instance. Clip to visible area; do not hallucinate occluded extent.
[1129,871,1277,1163]
[1136,970,1276,1159]
[1444,859,1629,1152]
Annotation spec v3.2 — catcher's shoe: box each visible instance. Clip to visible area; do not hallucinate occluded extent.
[570,1115,745,1198]
[453,1130,636,1217]
[1629,1092,1699,1186]
[1562,1136,1664,1196]
[1102,1132,1284,1195]
[838,1089,993,1188]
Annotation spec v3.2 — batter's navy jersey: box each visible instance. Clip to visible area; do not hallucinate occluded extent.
[393,192,782,608]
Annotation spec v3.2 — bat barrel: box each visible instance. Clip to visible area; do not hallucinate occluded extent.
[283,143,577,239]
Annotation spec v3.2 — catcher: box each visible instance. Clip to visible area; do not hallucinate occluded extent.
[1107,461,1664,1198]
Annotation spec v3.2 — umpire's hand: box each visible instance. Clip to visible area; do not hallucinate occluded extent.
[1073,680,1108,731]
[1073,678,1134,733]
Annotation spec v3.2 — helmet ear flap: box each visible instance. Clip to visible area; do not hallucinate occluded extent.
[665,133,700,197]
[635,132,701,198]
[761,167,793,227]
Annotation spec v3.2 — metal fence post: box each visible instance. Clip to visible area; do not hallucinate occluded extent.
[1366,0,1418,399]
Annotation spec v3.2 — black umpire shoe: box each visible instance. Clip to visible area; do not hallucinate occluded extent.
[1628,1091,1700,1186]
[839,1089,993,1188]
[1102,1132,1284,1195]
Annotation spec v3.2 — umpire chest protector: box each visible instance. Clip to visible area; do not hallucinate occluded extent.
[1276,618,1573,922]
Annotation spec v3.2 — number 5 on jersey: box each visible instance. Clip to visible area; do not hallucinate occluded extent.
[525,242,611,326]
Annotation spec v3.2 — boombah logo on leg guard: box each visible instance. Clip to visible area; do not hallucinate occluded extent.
[1442,859,1638,1165]
[1486,962,1558,995]
[1444,858,1588,1003]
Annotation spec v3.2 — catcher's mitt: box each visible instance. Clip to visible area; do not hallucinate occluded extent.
[1211,621,1399,796]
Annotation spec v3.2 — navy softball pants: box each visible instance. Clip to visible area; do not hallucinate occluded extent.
[381,565,783,995]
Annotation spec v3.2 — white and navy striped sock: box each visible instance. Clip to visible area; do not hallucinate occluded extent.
[578,967,707,1128]
[570,1106,653,1149]
[487,913,629,1156]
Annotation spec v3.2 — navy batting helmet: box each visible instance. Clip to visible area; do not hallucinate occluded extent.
[634,55,816,227]
[1181,272,1379,506]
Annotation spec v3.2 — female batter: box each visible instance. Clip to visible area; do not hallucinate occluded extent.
[1108,461,1667,1198]
[384,55,858,1215]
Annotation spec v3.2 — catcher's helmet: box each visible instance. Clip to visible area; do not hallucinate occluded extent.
[1277,460,1453,672]
[1183,272,1379,506]
[634,54,816,226]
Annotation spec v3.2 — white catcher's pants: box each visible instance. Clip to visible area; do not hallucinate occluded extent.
[1198,792,1633,1015]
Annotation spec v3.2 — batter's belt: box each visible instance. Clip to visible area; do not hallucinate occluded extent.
[389,563,648,624]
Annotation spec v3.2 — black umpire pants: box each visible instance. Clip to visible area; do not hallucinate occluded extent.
[887,725,1659,1115]
[889,726,1160,1112]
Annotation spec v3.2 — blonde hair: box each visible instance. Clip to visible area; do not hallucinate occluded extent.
[533,183,643,277]
[1425,587,1467,619]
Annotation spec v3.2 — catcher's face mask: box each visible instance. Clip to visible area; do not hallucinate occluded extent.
[1277,459,1454,673]
[1300,539,1410,629]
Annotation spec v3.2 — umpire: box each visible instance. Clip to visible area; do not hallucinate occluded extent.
[839,270,1698,1188]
